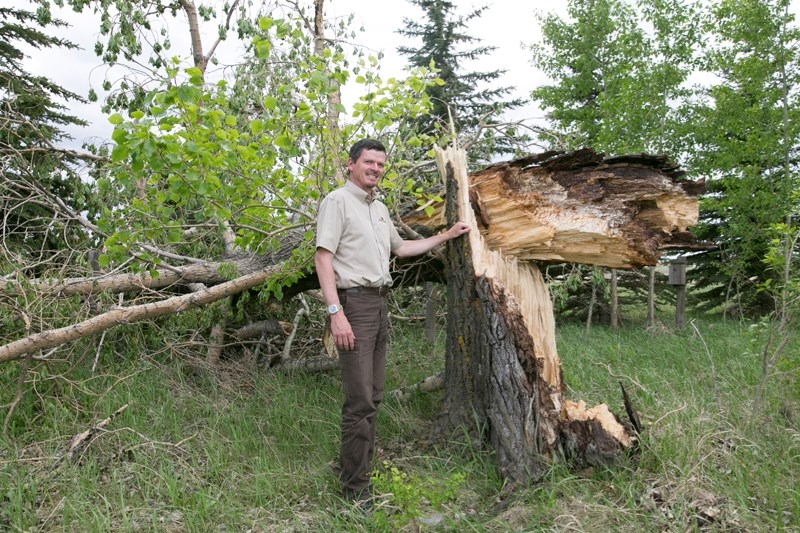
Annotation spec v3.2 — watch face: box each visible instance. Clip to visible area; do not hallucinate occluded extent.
[328,304,339,314]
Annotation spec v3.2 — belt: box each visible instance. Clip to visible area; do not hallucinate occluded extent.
[339,286,391,296]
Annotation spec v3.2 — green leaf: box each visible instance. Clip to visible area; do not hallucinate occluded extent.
[108,113,124,125]
[258,17,274,31]
[176,86,198,103]
[111,128,128,143]
[256,42,271,59]
[111,144,130,162]
[250,119,264,134]
[263,95,278,111]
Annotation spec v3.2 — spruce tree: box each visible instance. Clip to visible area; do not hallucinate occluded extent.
[0,6,97,261]
[396,0,523,164]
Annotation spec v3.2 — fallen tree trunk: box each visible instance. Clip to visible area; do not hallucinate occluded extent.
[436,145,636,482]
[230,320,292,341]
[0,266,281,364]
[387,372,445,402]
[0,256,272,297]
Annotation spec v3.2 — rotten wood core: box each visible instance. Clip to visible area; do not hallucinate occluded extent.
[406,148,703,269]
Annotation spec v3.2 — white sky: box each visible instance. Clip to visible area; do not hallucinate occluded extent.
[12,0,562,150]
[11,0,800,152]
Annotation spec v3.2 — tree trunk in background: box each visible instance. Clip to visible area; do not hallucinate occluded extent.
[206,321,227,365]
[647,266,656,327]
[610,269,619,329]
[585,278,596,335]
[435,146,634,483]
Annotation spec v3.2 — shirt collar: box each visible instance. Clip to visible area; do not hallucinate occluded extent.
[344,180,376,204]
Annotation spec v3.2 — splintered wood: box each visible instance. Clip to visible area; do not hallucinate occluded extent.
[409,148,701,269]
[436,146,661,481]
[438,146,561,390]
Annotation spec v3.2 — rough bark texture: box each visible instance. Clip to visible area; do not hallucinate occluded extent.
[230,320,292,341]
[406,148,703,269]
[436,146,636,483]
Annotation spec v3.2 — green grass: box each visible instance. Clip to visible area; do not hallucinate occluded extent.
[1,313,798,532]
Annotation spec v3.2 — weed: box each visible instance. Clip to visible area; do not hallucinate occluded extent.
[369,459,466,530]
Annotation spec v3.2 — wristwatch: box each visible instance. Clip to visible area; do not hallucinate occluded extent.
[327,303,341,315]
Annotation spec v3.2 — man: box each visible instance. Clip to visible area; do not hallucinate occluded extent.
[315,138,470,502]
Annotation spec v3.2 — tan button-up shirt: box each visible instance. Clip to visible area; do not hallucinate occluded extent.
[316,181,404,289]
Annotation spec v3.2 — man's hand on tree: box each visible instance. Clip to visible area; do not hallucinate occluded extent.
[447,221,471,239]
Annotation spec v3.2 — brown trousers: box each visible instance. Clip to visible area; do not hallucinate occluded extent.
[336,289,389,496]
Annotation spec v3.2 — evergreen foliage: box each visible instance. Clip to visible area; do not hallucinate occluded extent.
[396,0,524,163]
[0,6,97,261]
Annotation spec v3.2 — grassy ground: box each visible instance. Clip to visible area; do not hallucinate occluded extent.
[1,310,798,532]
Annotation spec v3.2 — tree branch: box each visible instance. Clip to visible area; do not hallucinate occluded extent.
[203,0,241,68]
[0,266,281,364]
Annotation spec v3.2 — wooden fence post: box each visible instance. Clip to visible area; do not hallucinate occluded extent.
[669,257,687,328]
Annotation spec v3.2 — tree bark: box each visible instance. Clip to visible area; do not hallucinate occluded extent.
[230,320,292,341]
[206,322,227,365]
[424,282,439,342]
[586,275,596,334]
[435,145,635,483]
[610,269,619,329]
[179,0,206,72]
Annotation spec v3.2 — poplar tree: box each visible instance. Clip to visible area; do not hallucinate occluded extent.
[688,0,800,315]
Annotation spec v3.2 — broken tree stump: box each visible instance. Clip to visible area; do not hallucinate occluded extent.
[434,146,676,482]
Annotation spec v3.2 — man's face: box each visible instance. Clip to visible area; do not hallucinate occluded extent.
[348,148,386,193]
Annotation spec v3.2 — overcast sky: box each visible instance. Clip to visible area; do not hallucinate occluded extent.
[13,0,799,152]
[13,0,562,150]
